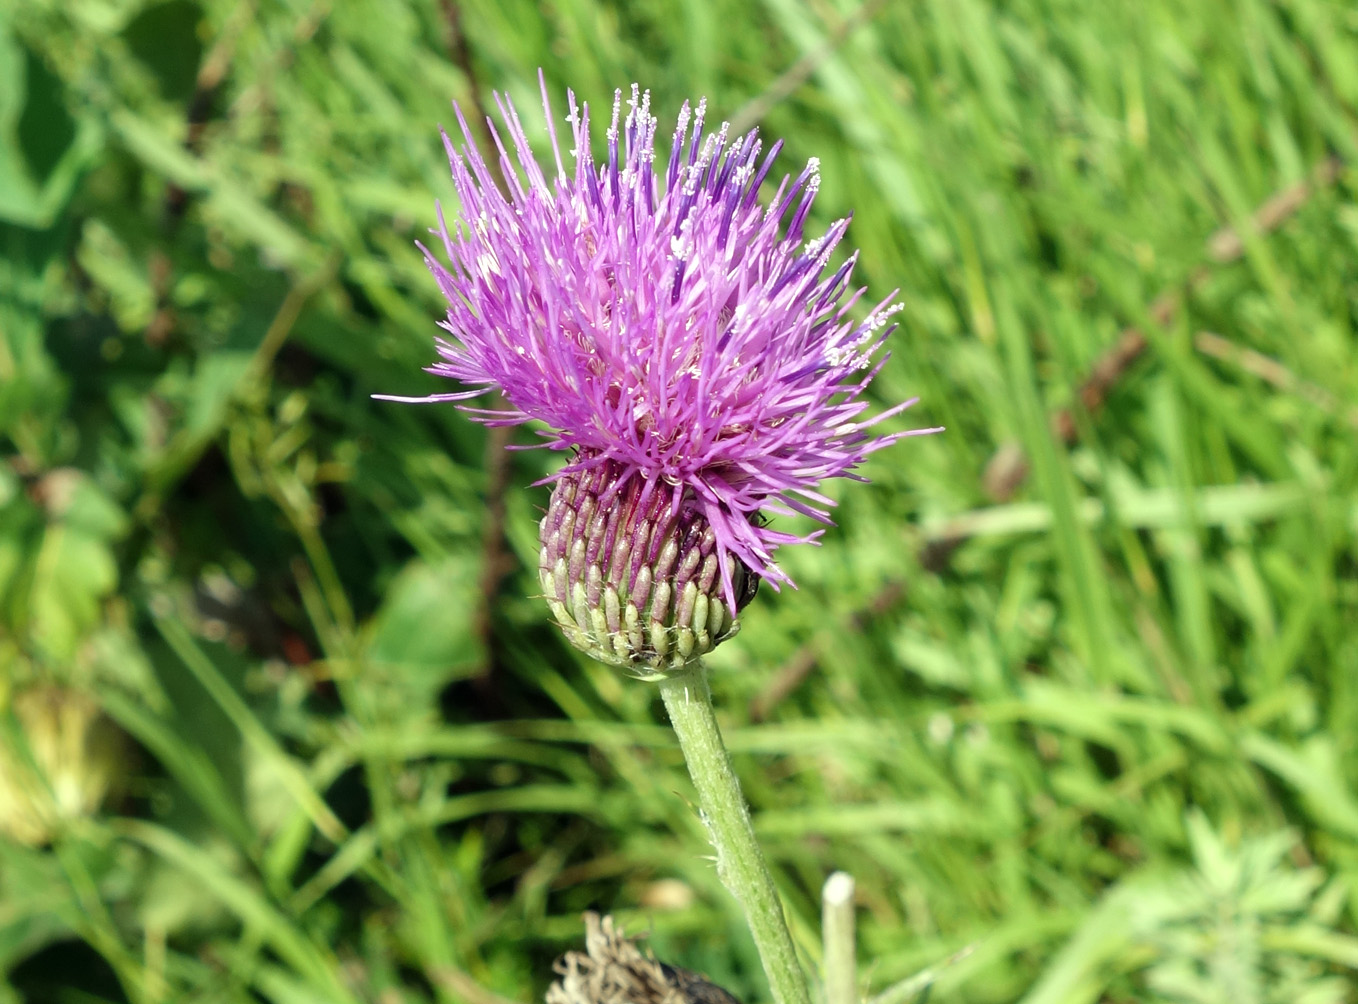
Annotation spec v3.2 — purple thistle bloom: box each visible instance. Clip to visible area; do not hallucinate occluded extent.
[380,76,939,670]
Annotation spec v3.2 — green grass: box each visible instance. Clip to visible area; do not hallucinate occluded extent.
[2,0,1358,1002]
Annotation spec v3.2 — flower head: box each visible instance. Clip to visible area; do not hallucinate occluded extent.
[380,76,939,671]
[547,912,741,1004]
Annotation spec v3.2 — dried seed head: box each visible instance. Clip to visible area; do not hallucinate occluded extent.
[546,912,742,1004]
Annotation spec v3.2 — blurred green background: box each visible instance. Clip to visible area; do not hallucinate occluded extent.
[3,0,1358,1001]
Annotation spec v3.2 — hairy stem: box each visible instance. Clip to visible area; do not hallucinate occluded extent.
[657,664,811,1004]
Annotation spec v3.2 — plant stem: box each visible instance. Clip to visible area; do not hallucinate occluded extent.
[657,663,812,1004]
[822,871,857,1004]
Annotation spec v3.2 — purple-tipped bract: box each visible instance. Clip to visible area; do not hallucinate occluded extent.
[379,76,939,609]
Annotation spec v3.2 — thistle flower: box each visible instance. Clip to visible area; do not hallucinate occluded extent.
[380,76,938,674]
